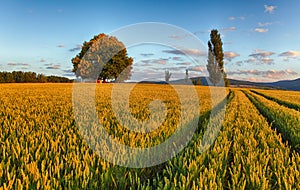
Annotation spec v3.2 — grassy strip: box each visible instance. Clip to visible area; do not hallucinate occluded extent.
[243,90,300,153]
[251,90,300,111]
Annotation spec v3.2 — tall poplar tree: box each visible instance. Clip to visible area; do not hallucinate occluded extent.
[207,29,229,86]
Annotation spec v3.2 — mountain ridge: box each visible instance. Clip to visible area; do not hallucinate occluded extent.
[137,77,300,91]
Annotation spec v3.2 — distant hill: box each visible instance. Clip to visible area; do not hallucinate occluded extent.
[229,78,300,91]
[263,78,300,91]
[138,77,300,91]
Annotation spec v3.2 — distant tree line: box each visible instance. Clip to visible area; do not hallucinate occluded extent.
[0,71,73,83]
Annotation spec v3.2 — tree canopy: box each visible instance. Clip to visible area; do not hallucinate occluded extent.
[71,33,133,82]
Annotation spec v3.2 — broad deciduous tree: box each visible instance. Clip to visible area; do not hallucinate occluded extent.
[71,33,133,82]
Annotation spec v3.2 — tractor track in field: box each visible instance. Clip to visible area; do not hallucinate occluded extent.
[250,90,300,112]
[243,90,300,153]
[224,95,238,190]
[195,89,235,136]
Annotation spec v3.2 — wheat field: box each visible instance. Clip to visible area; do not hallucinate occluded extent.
[0,83,299,189]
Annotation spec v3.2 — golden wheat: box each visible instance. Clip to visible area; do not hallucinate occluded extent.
[0,84,299,189]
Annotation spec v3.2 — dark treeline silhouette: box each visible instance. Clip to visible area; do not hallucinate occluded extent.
[0,71,73,83]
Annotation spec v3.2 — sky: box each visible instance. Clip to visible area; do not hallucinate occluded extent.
[1,0,300,82]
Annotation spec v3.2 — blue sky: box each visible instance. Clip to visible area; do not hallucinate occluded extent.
[1,0,300,82]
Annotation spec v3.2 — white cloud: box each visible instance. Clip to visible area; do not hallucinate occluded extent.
[168,34,191,40]
[172,57,183,61]
[154,59,168,65]
[140,53,154,57]
[245,57,256,63]
[227,69,297,79]
[261,57,274,65]
[258,22,273,27]
[249,51,275,58]
[283,57,289,62]
[169,34,183,39]
[254,28,269,33]
[46,64,61,70]
[264,5,276,14]
[286,69,298,75]
[183,49,206,56]
[221,27,236,32]
[176,62,191,66]
[234,77,270,82]
[7,62,29,66]
[224,51,240,61]
[164,66,186,72]
[140,58,168,65]
[163,48,206,57]
[244,51,275,65]
[228,16,245,21]
[279,51,300,57]
[69,44,82,52]
[254,49,264,53]
[138,62,152,67]
[193,30,209,35]
[155,59,168,65]
[188,66,204,72]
